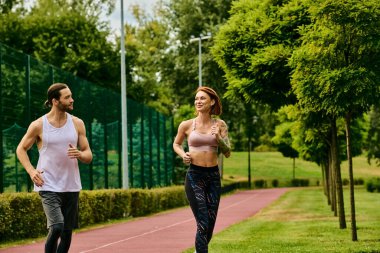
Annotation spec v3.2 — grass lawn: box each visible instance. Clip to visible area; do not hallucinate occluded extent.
[223,152,380,183]
[183,187,380,253]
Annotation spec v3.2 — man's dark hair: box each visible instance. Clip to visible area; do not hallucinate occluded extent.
[44,83,68,108]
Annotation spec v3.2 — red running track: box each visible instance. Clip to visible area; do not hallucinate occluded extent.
[0,188,288,253]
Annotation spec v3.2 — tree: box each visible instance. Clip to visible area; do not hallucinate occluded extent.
[365,106,380,165]
[211,0,311,153]
[275,104,362,212]
[290,0,380,240]
[161,0,233,106]
[212,0,311,110]
[160,0,237,109]
[0,0,26,14]
[272,107,299,179]
[0,0,120,89]
[160,0,255,150]
[122,4,173,115]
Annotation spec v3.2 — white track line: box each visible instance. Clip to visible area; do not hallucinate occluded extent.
[79,218,194,253]
[79,191,259,253]
[219,193,258,211]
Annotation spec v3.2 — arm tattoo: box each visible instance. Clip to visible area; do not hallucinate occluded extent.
[217,121,231,156]
[218,136,231,155]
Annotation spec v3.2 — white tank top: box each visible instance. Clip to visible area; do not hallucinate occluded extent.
[34,113,82,192]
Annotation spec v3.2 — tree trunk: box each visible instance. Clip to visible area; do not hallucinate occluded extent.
[321,163,326,195]
[245,104,253,189]
[248,137,252,188]
[331,119,347,229]
[329,141,336,214]
[323,159,331,206]
[293,158,295,179]
[345,113,358,241]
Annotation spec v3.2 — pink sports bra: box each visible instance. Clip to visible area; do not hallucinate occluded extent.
[188,119,218,152]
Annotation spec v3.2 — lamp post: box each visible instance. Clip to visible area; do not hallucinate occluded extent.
[120,0,129,189]
[189,34,211,87]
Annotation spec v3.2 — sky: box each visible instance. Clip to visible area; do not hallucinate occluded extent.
[25,0,159,36]
[107,0,159,33]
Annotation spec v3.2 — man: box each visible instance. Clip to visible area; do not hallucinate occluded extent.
[16,83,92,253]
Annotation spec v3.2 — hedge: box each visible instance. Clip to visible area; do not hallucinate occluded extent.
[366,178,380,193]
[0,193,46,241]
[0,180,248,243]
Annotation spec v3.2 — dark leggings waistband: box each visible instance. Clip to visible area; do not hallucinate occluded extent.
[189,163,219,172]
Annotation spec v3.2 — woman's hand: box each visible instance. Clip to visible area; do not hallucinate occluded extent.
[182,152,192,164]
[211,124,220,139]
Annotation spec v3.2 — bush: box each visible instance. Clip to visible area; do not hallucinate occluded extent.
[0,187,185,243]
[0,193,46,241]
[366,178,380,193]
[0,199,12,240]
[254,179,267,188]
[79,189,133,227]
[0,180,247,243]
[272,179,279,187]
[354,178,365,185]
[343,178,365,186]
[291,178,309,187]
[221,180,250,193]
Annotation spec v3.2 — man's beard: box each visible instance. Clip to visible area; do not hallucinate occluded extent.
[58,102,73,112]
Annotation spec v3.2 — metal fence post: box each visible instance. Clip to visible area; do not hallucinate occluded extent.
[88,121,93,190]
[103,93,109,189]
[25,55,32,192]
[118,119,122,188]
[128,114,133,187]
[140,106,145,187]
[156,111,161,186]
[148,109,153,188]
[0,44,3,193]
[163,117,168,185]
[171,117,175,184]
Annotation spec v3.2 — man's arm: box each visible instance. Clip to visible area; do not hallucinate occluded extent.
[70,117,92,164]
[16,120,44,187]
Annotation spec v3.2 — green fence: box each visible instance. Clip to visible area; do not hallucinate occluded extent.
[0,42,175,193]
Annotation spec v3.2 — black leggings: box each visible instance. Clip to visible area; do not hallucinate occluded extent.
[45,223,73,253]
[185,164,221,253]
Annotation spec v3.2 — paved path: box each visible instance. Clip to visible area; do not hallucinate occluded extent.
[1,188,288,253]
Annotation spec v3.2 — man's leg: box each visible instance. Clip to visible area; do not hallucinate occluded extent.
[58,192,79,253]
[39,191,65,253]
[57,229,73,253]
[45,223,64,253]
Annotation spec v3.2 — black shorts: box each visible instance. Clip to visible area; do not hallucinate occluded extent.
[39,191,79,230]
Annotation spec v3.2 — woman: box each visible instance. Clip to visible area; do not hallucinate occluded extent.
[173,86,231,253]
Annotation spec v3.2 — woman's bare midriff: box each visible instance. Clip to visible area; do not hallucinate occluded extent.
[190,151,218,167]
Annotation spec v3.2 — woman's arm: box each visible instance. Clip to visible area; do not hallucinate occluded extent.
[215,120,231,158]
[173,121,192,164]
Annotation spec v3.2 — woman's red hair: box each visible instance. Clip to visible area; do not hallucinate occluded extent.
[196,86,222,116]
